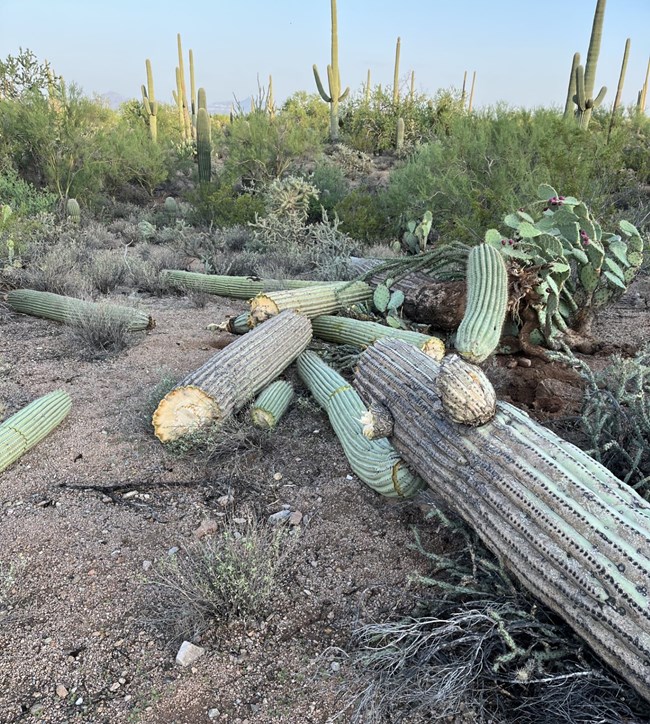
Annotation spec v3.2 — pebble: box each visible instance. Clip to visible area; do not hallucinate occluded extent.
[330,661,341,672]
[110,682,121,692]
[175,641,205,667]
[168,547,179,556]
[55,684,68,698]
[268,510,291,525]
[142,560,152,571]
[273,472,283,481]
[75,697,84,706]
[122,491,138,500]
[208,708,220,720]
[193,518,219,539]
[217,493,233,507]
[288,511,303,526]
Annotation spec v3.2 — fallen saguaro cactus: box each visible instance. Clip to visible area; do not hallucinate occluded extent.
[251,380,294,429]
[0,390,72,473]
[297,350,425,498]
[160,270,325,299]
[152,310,311,442]
[7,289,154,331]
[354,338,650,703]
[249,281,372,325]
[311,314,445,359]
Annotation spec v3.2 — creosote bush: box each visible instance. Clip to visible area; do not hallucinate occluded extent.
[143,515,294,645]
[64,304,135,360]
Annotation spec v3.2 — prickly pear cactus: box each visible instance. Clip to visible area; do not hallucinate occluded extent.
[485,184,645,348]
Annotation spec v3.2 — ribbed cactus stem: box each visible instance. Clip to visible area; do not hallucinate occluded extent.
[608,38,630,140]
[160,270,326,299]
[251,380,294,429]
[142,58,158,142]
[7,289,154,331]
[153,310,312,442]
[638,56,650,113]
[392,36,401,105]
[364,68,371,103]
[249,282,372,325]
[313,0,350,140]
[563,52,581,118]
[66,198,80,223]
[0,390,72,473]
[189,48,196,135]
[297,351,425,498]
[468,71,477,113]
[197,87,207,112]
[460,70,468,108]
[311,315,444,359]
[576,0,607,128]
[196,107,212,184]
[434,354,496,426]
[177,34,192,140]
[396,117,405,150]
[354,338,650,703]
[454,244,509,364]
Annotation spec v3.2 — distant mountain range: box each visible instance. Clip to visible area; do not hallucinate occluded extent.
[98,91,252,116]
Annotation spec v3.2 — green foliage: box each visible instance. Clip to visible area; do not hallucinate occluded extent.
[188,180,265,228]
[402,210,433,254]
[196,107,212,183]
[280,91,330,138]
[307,158,349,219]
[220,109,323,186]
[0,168,56,216]
[0,48,56,99]
[334,188,393,243]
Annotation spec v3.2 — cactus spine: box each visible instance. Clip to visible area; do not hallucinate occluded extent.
[392,36,401,105]
[574,0,607,128]
[141,59,158,142]
[313,0,350,141]
[0,390,72,473]
[7,289,154,331]
[66,198,80,223]
[455,244,509,364]
[607,38,630,140]
[297,351,425,498]
[160,270,325,298]
[251,380,294,429]
[196,106,212,184]
[563,52,581,118]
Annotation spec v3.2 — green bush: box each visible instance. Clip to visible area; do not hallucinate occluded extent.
[188,180,265,228]
[307,158,349,220]
[0,167,56,216]
[334,188,393,243]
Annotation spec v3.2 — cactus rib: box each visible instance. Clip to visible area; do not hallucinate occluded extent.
[160,270,326,299]
[0,390,72,473]
[297,351,425,498]
[251,380,294,429]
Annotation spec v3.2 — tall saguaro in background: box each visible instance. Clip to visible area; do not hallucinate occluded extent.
[574,0,607,128]
[563,52,581,118]
[176,33,192,140]
[607,38,630,140]
[141,59,158,142]
[313,0,350,141]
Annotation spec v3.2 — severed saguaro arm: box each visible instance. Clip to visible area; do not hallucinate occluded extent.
[353,338,650,704]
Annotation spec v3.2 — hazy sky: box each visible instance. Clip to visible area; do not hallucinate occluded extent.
[2,0,649,110]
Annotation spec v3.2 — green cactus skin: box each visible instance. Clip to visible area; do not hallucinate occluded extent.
[197,87,207,112]
[196,107,212,184]
[266,74,275,118]
[460,70,468,109]
[0,390,72,473]
[467,71,477,113]
[251,380,294,429]
[160,270,325,299]
[189,48,197,134]
[66,198,80,223]
[392,36,401,105]
[573,0,607,128]
[455,244,509,364]
[7,289,154,331]
[409,70,415,102]
[177,34,192,140]
[311,314,445,359]
[608,38,630,140]
[638,56,650,113]
[313,0,350,141]
[173,67,184,135]
[354,338,650,703]
[563,52,581,118]
[163,196,178,219]
[364,68,371,104]
[297,350,425,498]
[249,281,372,325]
[153,310,312,443]
[141,58,158,142]
[396,116,405,150]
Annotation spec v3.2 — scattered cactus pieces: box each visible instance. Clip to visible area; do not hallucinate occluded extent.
[7,289,154,331]
[160,270,325,299]
[297,350,425,498]
[251,380,294,429]
[152,310,311,443]
[434,354,496,426]
[0,390,72,473]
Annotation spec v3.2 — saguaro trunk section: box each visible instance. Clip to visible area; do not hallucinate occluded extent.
[153,310,312,442]
[354,339,650,703]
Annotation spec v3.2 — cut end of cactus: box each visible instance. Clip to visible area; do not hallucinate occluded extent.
[251,408,276,429]
[420,337,445,360]
[249,296,281,325]
[152,385,222,442]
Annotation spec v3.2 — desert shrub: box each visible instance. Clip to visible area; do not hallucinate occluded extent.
[550,345,650,497]
[86,249,129,293]
[280,91,330,139]
[143,515,292,644]
[64,304,135,360]
[188,179,265,228]
[334,188,394,243]
[220,109,323,186]
[341,505,650,723]
[0,167,56,216]
[307,158,349,220]
[126,245,184,295]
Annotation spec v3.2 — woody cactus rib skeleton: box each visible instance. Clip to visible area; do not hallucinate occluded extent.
[0,390,72,473]
[152,310,311,442]
[313,0,350,140]
[297,351,425,498]
[354,338,650,703]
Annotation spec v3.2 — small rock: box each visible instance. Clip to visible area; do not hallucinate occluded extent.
[193,518,219,539]
[288,511,303,526]
[122,491,138,500]
[101,495,112,504]
[208,708,220,720]
[273,472,283,481]
[142,560,152,571]
[109,682,121,692]
[55,684,68,699]
[330,661,341,672]
[517,357,532,368]
[75,697,84,706]
[217,493,233,507]
[268,510,291,525]
[30,703,44,715]
[168,547,179,556]
[175,640,206,667]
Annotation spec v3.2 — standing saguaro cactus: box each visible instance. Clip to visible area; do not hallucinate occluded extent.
[141,59,158,142]
[176,34,192,140]
[638,56,650,114]
[607,38,630,140]
[196,105,212,184]
[563,52,581,118]
[189,48,197,136]
[574,0,607,128]
[392,36,401,105]
[313,0,350,141]
[467,71,477,113]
